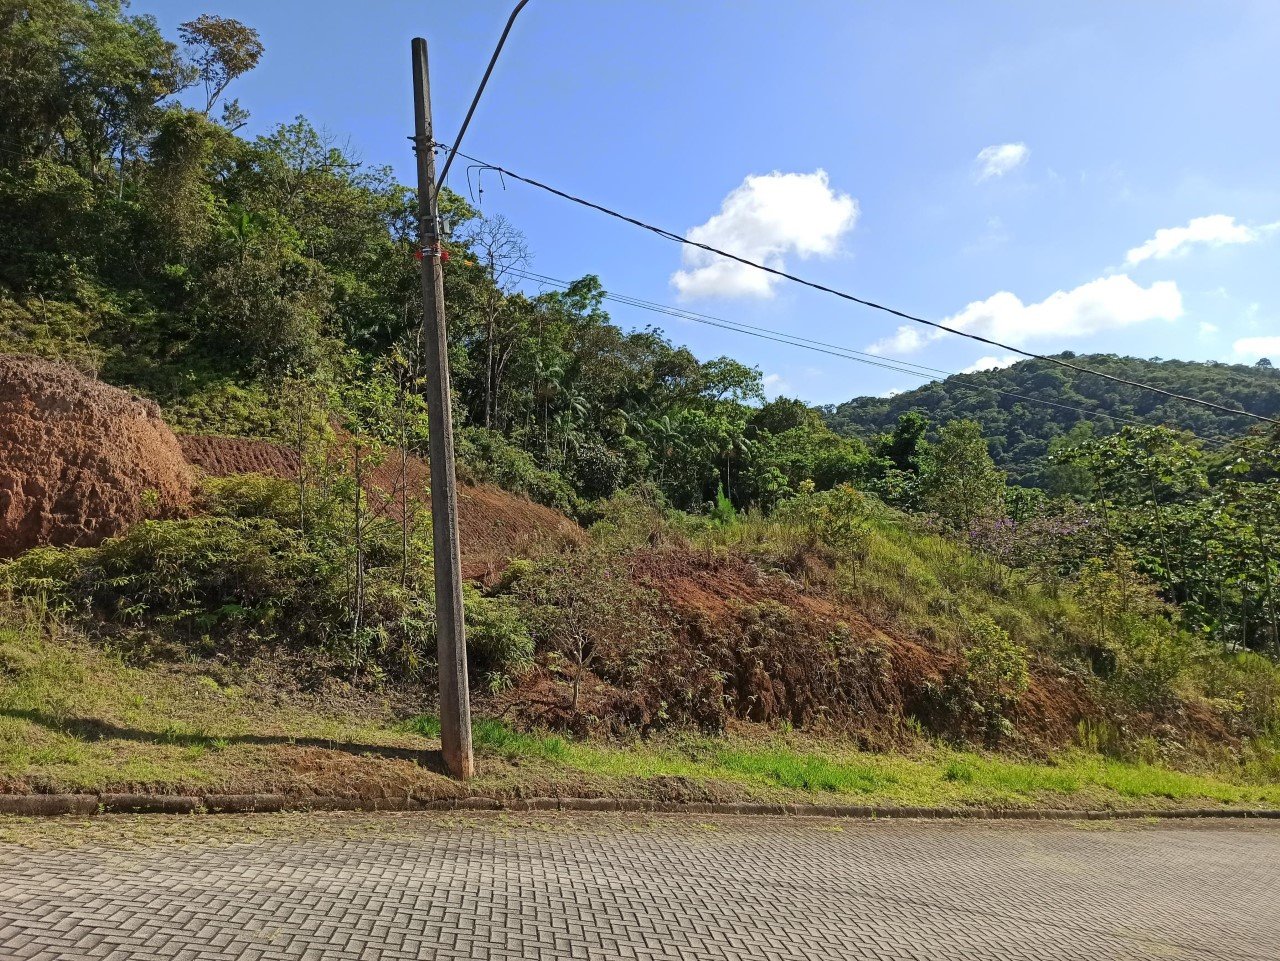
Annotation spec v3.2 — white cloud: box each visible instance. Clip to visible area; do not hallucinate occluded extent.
[1125,215,1260,266]
[1199,322,1219,337]
[762,373,792,396]
[959,355,1020,374]
[867,274,1182,355]
[974,143,1029,181]
[671,170,858,299]
[866,325,925,356]
[1233,336,1280,360]
[946,275,1183,343]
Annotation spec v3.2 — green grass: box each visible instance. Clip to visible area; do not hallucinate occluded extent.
[0,614,452,795]
[553,735,1280,808]
[713,748,894,793]
[3,613,1279,811]
[698,505,1095,661]
[405,718,1280,810]
[402,715,568,762]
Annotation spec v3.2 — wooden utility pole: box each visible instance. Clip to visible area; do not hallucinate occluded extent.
[411,36,474,779]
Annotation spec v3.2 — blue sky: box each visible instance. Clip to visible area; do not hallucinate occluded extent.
[134,0,1280,405]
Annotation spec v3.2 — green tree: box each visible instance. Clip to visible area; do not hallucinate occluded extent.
[177,14,262,118]
[918,419,1007,532]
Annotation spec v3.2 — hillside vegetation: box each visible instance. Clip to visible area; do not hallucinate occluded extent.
[5,532,1280,812]
[2,2,1280,806]
[824,354,1280,487]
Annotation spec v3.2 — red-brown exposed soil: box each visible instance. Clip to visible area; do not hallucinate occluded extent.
[178,434,299,479]
[455,484,587,580]
[637,549,1098,746]
[629,549,952,739]
[498,547,1097,749]
[0,355,193,558]
[179,433,585,580]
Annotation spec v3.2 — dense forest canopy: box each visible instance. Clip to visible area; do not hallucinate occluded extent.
[1,0,1278,663]
[824,354,1280,488]
[0,1,883,518]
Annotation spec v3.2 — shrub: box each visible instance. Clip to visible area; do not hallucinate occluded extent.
[570,442,631,500]
[1073,550,1195,711]
[773,484,874,563]
[165,380,289,437]
[463,587,534,688]
[1113,619,1198,712]
[585,486,677,549]
[201,473,301,525]
[0,547,89,613]
[513,550,665,714]
[457,427,580,516]
[31,517,327,638]
[962,611,1030,738]
[1198,651,1280,737]
[0,512,434,677]
[708,483,737,527]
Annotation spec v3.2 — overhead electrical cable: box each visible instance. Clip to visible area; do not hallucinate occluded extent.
[500,266,1172,435]
[437,144,1279,427]
[435,0,532,190]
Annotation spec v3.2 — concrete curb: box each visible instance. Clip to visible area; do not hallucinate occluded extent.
[2,792,1279,821]
[0,795,99,817]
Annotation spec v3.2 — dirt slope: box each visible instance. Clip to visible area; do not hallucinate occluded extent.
[628,549,1097,746]
[179,434,585,579]
[496,547,1096,747]
[177,434,297,479]
[0,356,1092,749]
[0,355,192,558]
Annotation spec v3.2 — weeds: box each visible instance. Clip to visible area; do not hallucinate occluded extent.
[3,612,1279,808]
[400,715,567,762]
[713,748,892,794]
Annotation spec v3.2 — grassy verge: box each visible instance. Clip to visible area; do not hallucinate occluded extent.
[3,618,1279,812]
[430,718,1280,810]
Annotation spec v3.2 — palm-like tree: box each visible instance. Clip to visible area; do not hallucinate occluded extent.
[646,414,688,487]
[723,433,756,499]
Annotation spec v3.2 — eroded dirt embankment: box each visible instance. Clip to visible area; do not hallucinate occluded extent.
[496,547,1099,747]
[0,355,192,558]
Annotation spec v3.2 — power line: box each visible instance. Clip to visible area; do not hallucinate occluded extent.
[551,274,953,378]
[438,143,1280,427]
[500,266,1170,435]
[436,1,532,190]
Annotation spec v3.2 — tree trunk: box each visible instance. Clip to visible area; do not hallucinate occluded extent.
[400,387,410,590]
[1257,523,1278,654]
[484,304,496,429]
[352,443,364,644]
[295,403,308,535]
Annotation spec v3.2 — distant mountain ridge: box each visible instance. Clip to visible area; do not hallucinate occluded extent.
[822,353,1280,486]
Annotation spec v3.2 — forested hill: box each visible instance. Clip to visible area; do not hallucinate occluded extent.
[823,353,1280,487]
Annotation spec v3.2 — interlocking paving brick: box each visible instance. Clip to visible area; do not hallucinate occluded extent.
[1,814,1278,960]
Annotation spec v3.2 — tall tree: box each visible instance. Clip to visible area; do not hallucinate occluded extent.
[461,214,530,429]
[918,419,1007,532]
[178,14,262,119]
